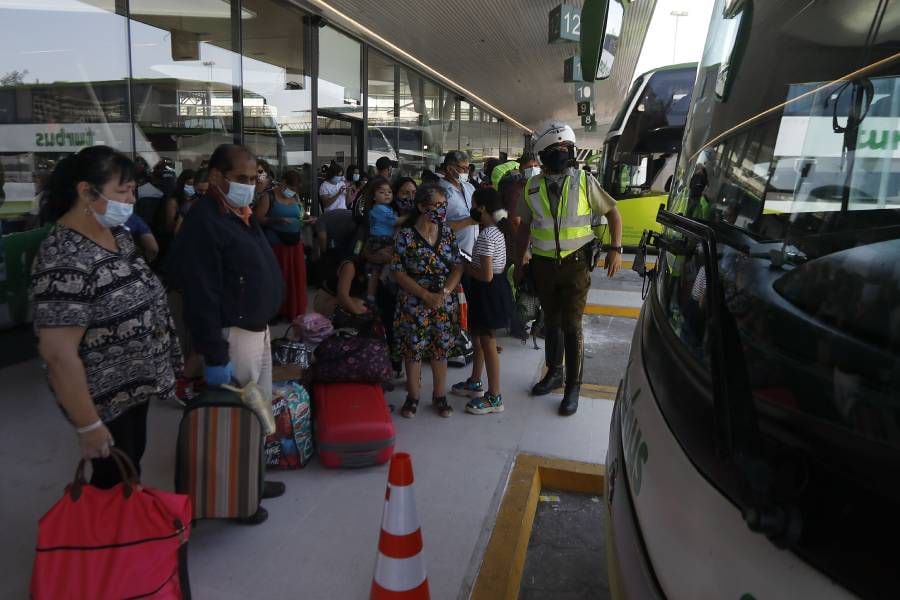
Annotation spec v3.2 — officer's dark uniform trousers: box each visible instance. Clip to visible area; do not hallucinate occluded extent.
[531,181,591,395]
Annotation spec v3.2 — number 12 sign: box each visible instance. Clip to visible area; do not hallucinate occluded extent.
[549,4,581,44]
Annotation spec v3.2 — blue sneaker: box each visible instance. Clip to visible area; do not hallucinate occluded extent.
[466,393,504,415]
[451,378,484,398]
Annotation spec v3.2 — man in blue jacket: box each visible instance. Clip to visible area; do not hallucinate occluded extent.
[171,143,285,524]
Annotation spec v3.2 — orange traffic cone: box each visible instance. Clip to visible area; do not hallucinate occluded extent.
[371,453,430,600]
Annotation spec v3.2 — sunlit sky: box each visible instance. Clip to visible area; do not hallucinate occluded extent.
[633,0,717,79]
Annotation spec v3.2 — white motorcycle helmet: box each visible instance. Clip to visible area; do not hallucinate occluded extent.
[532,121,577,154]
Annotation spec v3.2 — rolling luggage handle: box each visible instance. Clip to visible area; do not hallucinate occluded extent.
[68,448,139,501]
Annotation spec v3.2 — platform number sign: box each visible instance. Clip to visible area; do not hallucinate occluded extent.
[581,113,597,127]
[577,101,592,117]
[564,56,583,83]
[575,84,593,102]
[549,4,581,44]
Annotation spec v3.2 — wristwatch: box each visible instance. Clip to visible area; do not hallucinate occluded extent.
[609,246,624,254]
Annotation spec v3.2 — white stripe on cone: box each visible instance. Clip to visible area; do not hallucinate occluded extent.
[382,484,420,537]
[374,552,428,593]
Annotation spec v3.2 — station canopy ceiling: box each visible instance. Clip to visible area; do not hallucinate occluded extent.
[77,0,656,147]
[304,0,657,146]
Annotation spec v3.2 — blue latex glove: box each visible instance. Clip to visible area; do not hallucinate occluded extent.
[204,362,235,388]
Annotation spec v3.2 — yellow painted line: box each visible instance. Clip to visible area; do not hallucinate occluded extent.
[471,454,605,600]
[584,304,641,318]
[535,366,620,400]
[550,383,617,400]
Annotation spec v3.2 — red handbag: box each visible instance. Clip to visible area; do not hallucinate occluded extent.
[31,449,192,599]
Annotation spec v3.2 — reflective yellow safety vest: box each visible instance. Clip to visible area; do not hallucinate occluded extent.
[525,171,594,259]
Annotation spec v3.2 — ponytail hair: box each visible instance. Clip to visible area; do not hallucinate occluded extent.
[472,186,512,249]
[42,145,135,223]
[472,187,508,224]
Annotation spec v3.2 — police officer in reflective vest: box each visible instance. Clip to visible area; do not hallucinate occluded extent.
[514,122,623,416]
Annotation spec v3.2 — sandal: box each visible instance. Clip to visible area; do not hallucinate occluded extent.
[400,397,419,419]
[433,396,453,418]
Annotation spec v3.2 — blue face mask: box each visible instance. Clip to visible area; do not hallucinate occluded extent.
[282,187,297,199]
[220,180,255,208]
[94,192,133,228]
[183,184,195,197]
[331,176,342,185]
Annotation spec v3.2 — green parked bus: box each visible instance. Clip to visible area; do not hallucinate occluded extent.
[598,63,697,247]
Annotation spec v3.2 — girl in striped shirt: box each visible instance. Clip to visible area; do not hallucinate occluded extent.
[452,188,514,414]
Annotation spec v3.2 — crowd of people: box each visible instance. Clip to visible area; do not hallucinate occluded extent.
[29,120,624,524]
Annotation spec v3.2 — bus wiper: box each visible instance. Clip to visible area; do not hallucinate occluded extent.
[831,77,874,212]
[653,207,803,547]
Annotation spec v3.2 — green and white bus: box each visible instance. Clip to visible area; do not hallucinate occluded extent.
[599,63,697,247]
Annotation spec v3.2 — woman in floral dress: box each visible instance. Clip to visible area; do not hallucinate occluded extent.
[391,184,464,418]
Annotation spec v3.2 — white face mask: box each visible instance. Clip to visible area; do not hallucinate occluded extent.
[221,180,255,208]
[282,187,297,199]
[352,174,360,182]
[458,171,469,184]
[524,166,542,178]
[183,184,195,197]
[94,193,133,228]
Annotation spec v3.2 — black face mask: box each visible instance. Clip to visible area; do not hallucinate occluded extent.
[470,206,484,222]
[543,149,571,173]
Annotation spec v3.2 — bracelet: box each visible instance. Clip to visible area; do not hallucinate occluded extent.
[76,419,104,435]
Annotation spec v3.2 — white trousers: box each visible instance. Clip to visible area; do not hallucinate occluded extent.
[222,327,272,403]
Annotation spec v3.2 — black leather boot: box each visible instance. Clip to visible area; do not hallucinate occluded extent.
[532,328,564,396]
[559,331,583,416]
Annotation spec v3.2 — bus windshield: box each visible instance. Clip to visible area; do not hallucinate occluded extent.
[656,0,900,595]
[602,65,696,198]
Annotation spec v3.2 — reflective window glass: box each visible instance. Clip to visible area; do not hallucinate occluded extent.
[129,0,242,175]
[422,78,442,169]
[438,88,459,160]
[366,50,397,173]
[240,0,312,200]
[0,1,132,212]
[318,26,361,118]
[397,66,425,178]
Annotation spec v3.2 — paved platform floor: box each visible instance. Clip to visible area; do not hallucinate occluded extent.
[0,321,631,599]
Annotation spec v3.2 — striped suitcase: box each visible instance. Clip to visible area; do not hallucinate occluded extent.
[175,388,265,520]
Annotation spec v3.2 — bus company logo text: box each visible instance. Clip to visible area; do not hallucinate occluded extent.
[858,128,900,152]
[621,385,649,496]
[35,128,96,149]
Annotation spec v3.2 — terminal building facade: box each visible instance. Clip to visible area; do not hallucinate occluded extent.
[0,0,529,209]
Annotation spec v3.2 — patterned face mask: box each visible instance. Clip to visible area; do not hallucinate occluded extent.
[425,204,447,224]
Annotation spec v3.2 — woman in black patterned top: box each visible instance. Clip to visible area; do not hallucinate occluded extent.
[32,146,182,488]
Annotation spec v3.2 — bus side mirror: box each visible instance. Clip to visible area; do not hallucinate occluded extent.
[581,0,624,81]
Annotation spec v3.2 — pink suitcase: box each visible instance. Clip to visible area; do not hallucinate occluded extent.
[313,383,395,468]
